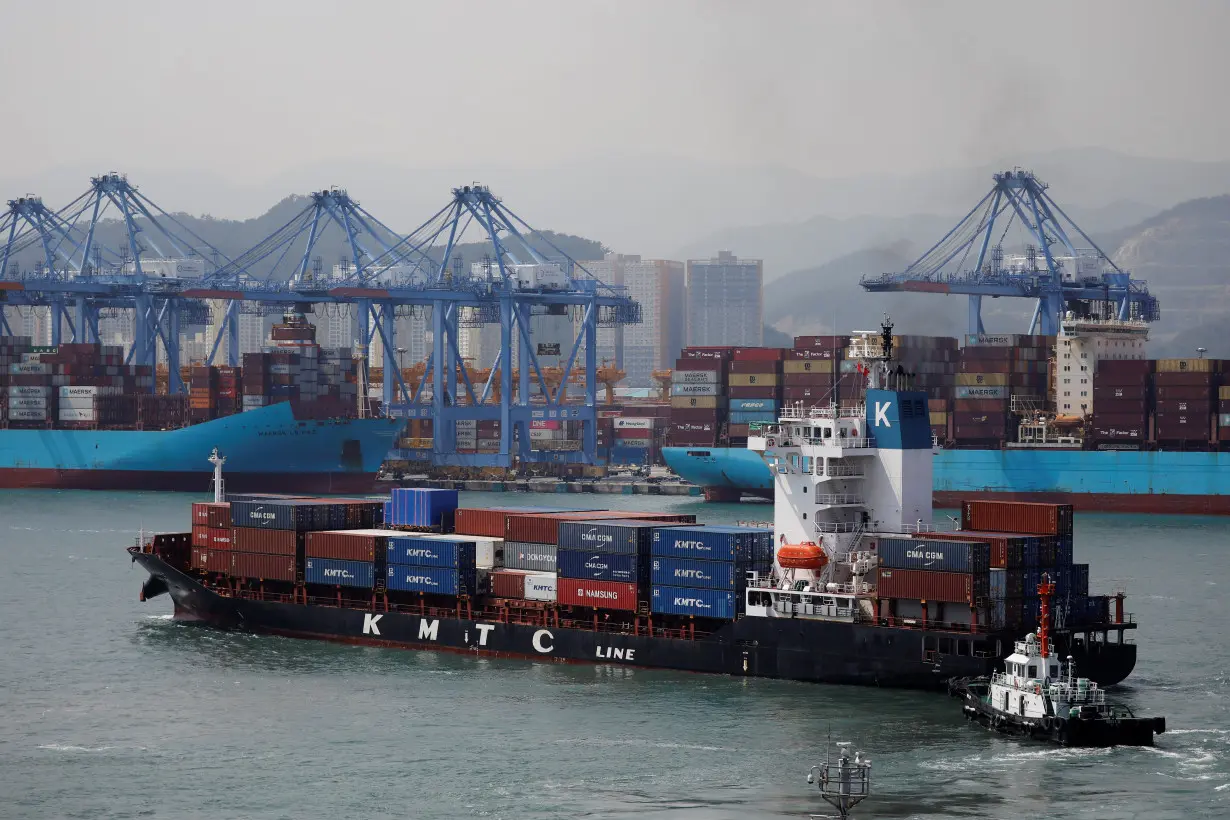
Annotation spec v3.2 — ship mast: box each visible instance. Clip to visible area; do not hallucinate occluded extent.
[208,448,226,503]
[1037,572,1054,659]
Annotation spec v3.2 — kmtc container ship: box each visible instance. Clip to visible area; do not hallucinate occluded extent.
[0,312,402,492]
[129,339,1139,690]
[663,319,1230,513]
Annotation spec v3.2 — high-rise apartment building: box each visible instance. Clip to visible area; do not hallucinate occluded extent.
[685,251,763,347]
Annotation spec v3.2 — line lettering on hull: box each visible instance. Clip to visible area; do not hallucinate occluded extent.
[418,619,439,641]
[532,629,553,654]
[596,645,636,661]
[362,613,383,635]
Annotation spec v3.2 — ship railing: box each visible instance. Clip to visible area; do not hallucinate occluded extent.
[814,520,861,534]
[815,493,864,506]
[801,436,875,449]
[822,465,865,478]
[878,615,998,635]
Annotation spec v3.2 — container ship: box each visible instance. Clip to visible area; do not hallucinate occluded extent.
[0,311,402,493]
[663,318,1230,513]
[129,336,1139,690]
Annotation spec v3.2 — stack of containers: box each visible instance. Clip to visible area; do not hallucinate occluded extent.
[928,398,949,442]
[1090,359,1153,447]
[1153,358,1218,448]
[1219,382,1230,447]
[242,352,272,412]
[385,534,479,596]
[668,348,730,447]
[783,335,844,410]
[383,487,459,531]
[189,501,234,573]
[188,364,217,423]
[953,335,1050,444]
[649,525,773,619]
[215,366,242,417]
[555,519,673,609]
[874,535,991,627]
[7,351,53,428]
[226,498,384,583]
[846,335,958,404]
[727,348,785,442]
[609,404,671,465]
[304,529,389,590]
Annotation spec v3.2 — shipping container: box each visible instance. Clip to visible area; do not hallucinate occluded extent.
[877,568,988,604]
[386,564,475,596]
[489,569,528,599]
[384,487,458,528]
[651,525,773,562]
[231,527,299,556]
[671,396,719,410]
[190,548,234,574]
[523,573,557,602]
[650,557,750,590]
[209,528,233,551]
[505,511,694,546]
[191,524,210,547]
[557,548,641,583]
[305,529,392,562]
[305,558,375,588]
[671,369,720,384]
[875,537,989,574]
[556,578,639,611]
[650,585,737,619]
[231,551,296,582]
[453,506,577,538]
[728,398,777,412]
[502,542,558,572]
[728,373,779,387]
[409,532,501,569]
[387,536,476,569]
[961,500,1073,536]
[230,499,328,531]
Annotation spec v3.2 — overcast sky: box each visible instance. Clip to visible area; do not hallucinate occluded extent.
[3,0,1228,187]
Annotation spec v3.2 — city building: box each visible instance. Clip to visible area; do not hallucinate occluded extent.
[685,251,763,347]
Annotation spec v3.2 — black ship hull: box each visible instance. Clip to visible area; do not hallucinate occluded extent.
[132,549,1137,691]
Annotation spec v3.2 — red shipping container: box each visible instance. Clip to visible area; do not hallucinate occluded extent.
[673,358,725,372]
[953,399,1010,413]
[1096,359,1153,376]
[726,385,779,399]
[231,551,296,582]
[787,347,839,360]
[504,511,695,545]
[208,527,234,551]
[732,347,786,362]
[232,527,299,556]
[190,548,235,574]
[1155,387,1214,402]
[192,503,212,527]
[782,372,834,387]
[782,386,833,401]
[191,525,210,547]
[728,360,782,374]
[207,503,231,529]
[1091,412,1147,427]
[557,578,639,611]
[793,335,846,350]
[1153,372,1215,387]
[728,423,750,437]
[670,408,721,422]
[305,530,381,561]
[1095,372,1150,388]
[961,500,1072,536]
[489,569,528,599]
[679,348,732,361]
[959,347,1015,362]
[455,508,538,538]
[953,411,1008,424]
[877,568,983,604]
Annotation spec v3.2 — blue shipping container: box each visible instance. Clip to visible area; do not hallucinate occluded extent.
[1056,536,1074,567]
[650,585,737,619]
[557,548,641,583]
[230,499,326,531]
[305,558,375,589]
[652,525,773,562]
[651,557,742,590]
[877,537,989,574]
[989,568,1006,599]
[387,536,476,568]
[729,411,777,425]
[387,487,459,528]
[386,564,475,596]
[609,446,650,465]
[728,398,778,412]
[558,520,664,555]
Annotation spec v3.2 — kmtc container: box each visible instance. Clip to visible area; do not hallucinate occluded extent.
[556,520,667,555]
[386,487,459,528]
[556,548,641,583]
[407,532,501,569]
[651,525,773,562]
[305,558,375,588]
[386,564,476,596]
[306,529,396,562]
[501,542,557,572]
[877,568,988,604]
[650,586,737,619]
[387,536,477,569]
[876,537,989,574]
[650,557,744,590]
[556,578,638,611]
[523,573,557,602]
[961,500,1073,536]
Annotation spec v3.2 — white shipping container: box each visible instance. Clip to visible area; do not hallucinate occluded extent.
[614,417,654,430]
[523,572,558,602]
[8,408,47,421]
[672,383,721,396]
[455,419,477,432]
[10,396,47,409]
[477,438,502,449]
[529,428,557,440]
[59,397,96,410]
[59,385,99,398]
[21,353,43,364]
[10,363,48,375]
[7,385,48,397]
[58,408,96,422]
[671,370,720,385]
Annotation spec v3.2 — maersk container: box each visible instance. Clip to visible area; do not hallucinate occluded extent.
[650,557,743,590]
[387,536,476,569]
[556,548,641,583]
[876,537,989,574]
[523,572,557,602]
[502,542,558,572]
[650,586,737,619]
[386,487,459,528]
[386,564,476,596]
[557,520,666,555]
[651,525,773,562]
[305,558,375,589]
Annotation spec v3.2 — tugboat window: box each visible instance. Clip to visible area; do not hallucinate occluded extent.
[1050,665,1058,677]
[1027,665,1037,678]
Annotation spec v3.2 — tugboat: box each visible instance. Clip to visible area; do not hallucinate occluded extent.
[951,575,1165,747]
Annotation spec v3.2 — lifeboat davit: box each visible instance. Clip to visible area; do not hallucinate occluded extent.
[777,541,828,570]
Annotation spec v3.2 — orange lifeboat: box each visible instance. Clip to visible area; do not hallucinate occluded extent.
[777,541,828,570]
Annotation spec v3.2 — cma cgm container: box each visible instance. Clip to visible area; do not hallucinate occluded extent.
[877,568,988,604]
[387,536,477,568]
[385,487,459,528]
[557,548,641,583]
[386,564,476,596]
[651,525,773,562]
[557,519,666,555]
[506,511,695,546]
[961,500,1073,536]
[229,499,331,531]
[650,557,743,590]
[305,558,375,588]
[876,537,990,574]
[650,586,737,619]
[556,578,638,611]
[921,531,1025,570]
[502,542,558,572]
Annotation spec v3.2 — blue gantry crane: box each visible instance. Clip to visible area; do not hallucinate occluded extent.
[859,170,1161,335]
[0,176,640,468]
